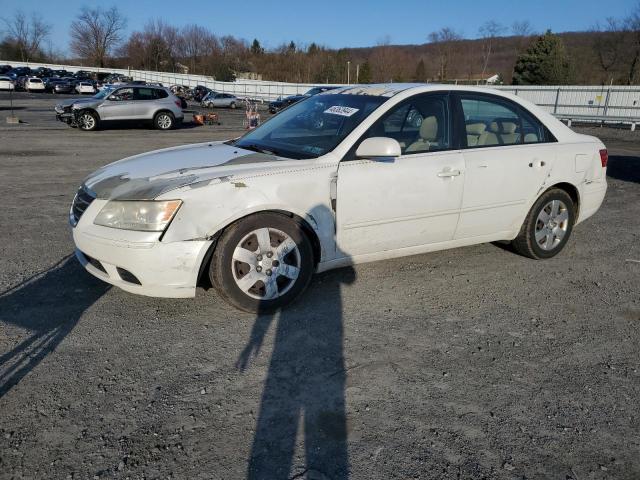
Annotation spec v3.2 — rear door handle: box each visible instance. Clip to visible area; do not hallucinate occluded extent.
[529,159,546,168]
[437,169,461,178]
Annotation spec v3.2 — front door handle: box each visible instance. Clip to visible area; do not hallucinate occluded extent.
[437,169,461,178]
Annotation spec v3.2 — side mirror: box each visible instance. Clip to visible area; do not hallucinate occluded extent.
[356,137,401,159]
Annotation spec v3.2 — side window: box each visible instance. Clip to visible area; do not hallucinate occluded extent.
[154,89,168,99]
[460,95,551,147]
[110,88,133,101]
[135,88,155,100]
[362,94,451,155]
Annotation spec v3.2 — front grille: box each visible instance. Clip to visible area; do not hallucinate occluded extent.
[71,186,95,225]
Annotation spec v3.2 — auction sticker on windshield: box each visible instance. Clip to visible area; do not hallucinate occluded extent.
[324,106,359,117]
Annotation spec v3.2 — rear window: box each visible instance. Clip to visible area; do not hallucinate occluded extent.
[30,78,42,83]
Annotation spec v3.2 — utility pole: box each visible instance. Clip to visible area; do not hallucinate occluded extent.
[356,64,360,84]
[347,61,351,84]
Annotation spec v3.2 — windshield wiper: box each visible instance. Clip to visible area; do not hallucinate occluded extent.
[238,143,278,156]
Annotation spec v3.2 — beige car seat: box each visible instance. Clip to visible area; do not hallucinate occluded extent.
[489,121,520,144]
[466,123,486,147]
[405,116,438,153]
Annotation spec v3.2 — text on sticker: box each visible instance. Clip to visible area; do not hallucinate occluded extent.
[324,106,360,117]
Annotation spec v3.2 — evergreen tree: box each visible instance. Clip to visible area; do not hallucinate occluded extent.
[358,61,372,83]
[512,30,575,85]
[250,38,264,55]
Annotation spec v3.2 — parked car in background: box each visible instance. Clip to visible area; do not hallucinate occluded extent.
[192,85,212,103]
[0,65,12,74]
[66,84,608,312]
[54,80,76,94]
[268,86,341,113]
[7,67,32,80]
[55,85,184,131]
[76,81,96,94]
[202,92,239,109]
[268,94,305,113]
[25,77,46,92]
[0,76,15,90]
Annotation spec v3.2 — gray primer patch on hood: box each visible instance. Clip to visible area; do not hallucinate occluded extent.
[83,143,286,200]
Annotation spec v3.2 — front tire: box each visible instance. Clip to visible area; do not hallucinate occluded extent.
[154,111,174,130]
[77,110,99,131]
[209,213,314,313]
[512,188,575,259]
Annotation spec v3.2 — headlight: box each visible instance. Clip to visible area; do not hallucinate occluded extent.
[94,200,182,231]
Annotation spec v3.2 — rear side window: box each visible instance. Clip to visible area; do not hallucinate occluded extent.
[459,94,552,147]
[154,89,168,99]
[135,88,155,100]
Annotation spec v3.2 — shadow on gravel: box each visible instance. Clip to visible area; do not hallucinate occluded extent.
[0,255,108,398]
[237,267,354,477]
[607,155,640,184]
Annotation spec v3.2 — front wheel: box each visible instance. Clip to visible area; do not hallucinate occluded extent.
[512,188,575,259]
[209,213,314,313]
[77,110,99,131]
[154,111,174,130]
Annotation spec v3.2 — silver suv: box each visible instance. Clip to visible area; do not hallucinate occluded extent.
[55,85,184,131]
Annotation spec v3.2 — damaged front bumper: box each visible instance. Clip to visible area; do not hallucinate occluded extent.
[72,199,213,298]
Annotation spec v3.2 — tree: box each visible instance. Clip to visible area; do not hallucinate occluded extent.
[250,38,264,55]
[479,20,505,77]
[414,58,426,82]
[428,27,462,80]
[626,2,640,84]
[1,11,51,61]
[591,18,625,83]
[69,6,126,67]
[358,61,372,83]
[512,30,575,85]
[177,24,217,74]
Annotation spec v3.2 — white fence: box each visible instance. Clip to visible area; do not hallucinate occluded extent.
[4,60,640,121]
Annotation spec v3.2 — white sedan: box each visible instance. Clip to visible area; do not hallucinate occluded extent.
[0,76,14,90]
[25,77,45,92]
[76,81,96,94]
[70,84,607,312]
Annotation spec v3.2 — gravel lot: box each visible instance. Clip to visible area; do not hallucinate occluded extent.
[0,92,639,480]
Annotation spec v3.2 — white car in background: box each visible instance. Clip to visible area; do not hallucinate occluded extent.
[0,76,14,90]
[70,84,607,312]
[25,77,45,92]
[76,81,96,94]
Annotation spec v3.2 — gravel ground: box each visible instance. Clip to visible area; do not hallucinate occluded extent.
[0,93,639,480]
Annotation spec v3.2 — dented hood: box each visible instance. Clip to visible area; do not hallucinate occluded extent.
[83,141,288,200]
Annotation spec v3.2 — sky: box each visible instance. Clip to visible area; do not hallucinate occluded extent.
[2,0,636,54]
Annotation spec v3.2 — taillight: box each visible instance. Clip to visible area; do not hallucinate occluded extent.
[599,149,608,168]
[175,100,182,108]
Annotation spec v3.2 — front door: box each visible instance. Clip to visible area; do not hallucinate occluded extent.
[98,87,135,120]
[336,92,465,257]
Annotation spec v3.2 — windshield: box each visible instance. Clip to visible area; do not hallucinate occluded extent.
[233,94,387,159]
[93,87,113,99]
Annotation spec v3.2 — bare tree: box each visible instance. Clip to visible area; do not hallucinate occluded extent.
[69,6,126,67]
[428,27,462,80]
[1,11,51,61]
[591,18,625,83]
[512,20,534,38]
[626,2,640,84]
[479,20,506,77]
[177,24,217,73]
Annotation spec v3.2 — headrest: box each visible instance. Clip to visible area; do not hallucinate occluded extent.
[420,116,438,141]
[490,121,518,134]
[466,123,486,135]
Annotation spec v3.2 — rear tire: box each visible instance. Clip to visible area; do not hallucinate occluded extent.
[154,111,174,130]
[512,188,575,259]
[209,213,314,313]
[230,101,237,109]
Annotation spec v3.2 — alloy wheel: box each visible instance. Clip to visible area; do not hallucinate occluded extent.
[535,199,569,251]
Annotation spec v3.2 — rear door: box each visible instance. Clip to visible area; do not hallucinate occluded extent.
[133,87,158,119]
[452,92,556,239]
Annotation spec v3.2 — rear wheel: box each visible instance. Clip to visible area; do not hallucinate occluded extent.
[512,188,575,259]
[230,101,237,109]
[209,213,314,313]
[154,111,174,130]
[78,110,98,131]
